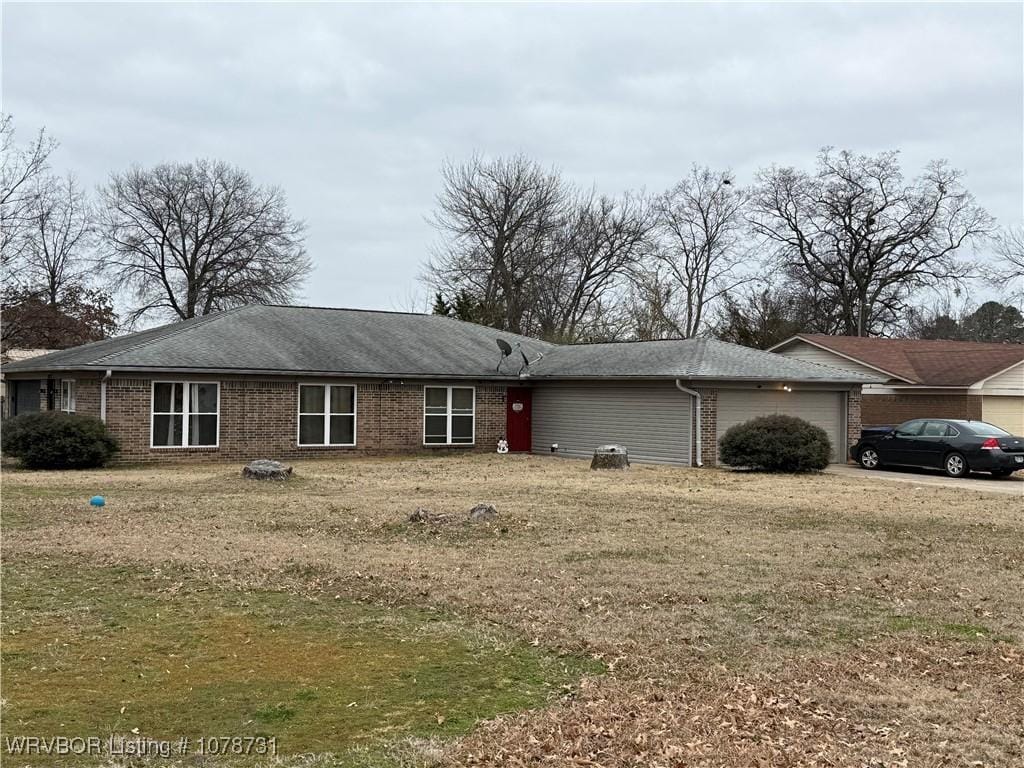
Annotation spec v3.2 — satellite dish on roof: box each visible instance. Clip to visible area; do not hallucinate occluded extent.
[496,338,514,371]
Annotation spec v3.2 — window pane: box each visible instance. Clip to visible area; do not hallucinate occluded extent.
[425,387,447,410]
[188,414,218,446]
[191,383,218,414]
[329,414,355,445]
[154,383,175,412]
[424,415,448,444]
[330,386,355,414]
[299,414,325,445]
[451,388,473,412]
[153,414,183,446]
[299,385,325,414]
[451,415,474,443]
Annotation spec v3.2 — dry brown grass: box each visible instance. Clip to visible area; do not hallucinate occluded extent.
[4,454,1023,766]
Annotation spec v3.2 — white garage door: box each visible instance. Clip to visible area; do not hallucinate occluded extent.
[982,396,1024,435]
[532,382,692,465]
[716,389,845,463]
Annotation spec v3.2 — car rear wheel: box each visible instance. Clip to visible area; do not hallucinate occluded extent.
[859,447,881,470]
[944,452,968,478]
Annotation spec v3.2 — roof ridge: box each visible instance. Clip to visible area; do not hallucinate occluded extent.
[91,306,252,365]
[262,303,430,317]
[262,303,561,348]
[803,333,1023,349]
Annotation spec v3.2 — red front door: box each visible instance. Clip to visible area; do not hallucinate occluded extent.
[506,387,532,452]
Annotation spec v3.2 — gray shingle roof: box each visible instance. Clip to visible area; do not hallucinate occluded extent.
[528,337,881,383]
[1,305,879,384]
[1,305,554,379]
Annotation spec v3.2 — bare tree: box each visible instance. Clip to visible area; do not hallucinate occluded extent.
[644,166,752,338]
[714,280,839,349]
[426,154,567,335]
[750,148,993,336]
[992,225,1024,303]
[535,191,654,342]
[0,114,58,276]
[21,174,93,304]
[98,159,310,324]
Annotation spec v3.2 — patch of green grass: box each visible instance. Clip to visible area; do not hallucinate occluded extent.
[564,548,671,564]
[2,557,601,765]
[886,615,1009,641]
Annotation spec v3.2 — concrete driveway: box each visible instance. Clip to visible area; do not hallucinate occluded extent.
[826,463,1024,497]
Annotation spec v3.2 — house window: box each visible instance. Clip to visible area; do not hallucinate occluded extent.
[60,380,76,412]
[423,386,474,445]
[151,382,219,448]
[298,384,356,446]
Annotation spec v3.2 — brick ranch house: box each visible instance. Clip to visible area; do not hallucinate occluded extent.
[1,305,876,466]
[770,334,1024,435]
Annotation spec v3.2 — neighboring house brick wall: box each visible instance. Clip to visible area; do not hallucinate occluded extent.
[68,375,508,464]
[861,393,981,426]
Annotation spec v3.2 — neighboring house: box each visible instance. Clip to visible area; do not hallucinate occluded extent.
[1,305,877,466]
[770,334,1024,434]
[1,348,57,418]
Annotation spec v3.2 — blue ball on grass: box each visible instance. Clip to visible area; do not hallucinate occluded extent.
[89,495,105,507]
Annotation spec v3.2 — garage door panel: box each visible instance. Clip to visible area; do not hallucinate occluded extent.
[982,396,1024,435]
[716,390,844,463]
[532,383,691,465]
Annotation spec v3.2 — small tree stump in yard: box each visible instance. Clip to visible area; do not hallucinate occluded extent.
[591,445,629,470]
[242,459,293,481]
[468,503,498,521]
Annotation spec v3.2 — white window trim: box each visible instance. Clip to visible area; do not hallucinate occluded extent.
[60,379,76,413]
[296,383,358,447]
[150,381,220,449]
[423,385,476,446]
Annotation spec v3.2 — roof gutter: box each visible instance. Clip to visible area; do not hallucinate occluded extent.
[674,380,703,467]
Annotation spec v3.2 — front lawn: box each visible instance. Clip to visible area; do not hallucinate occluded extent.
[2,560,597,766]
[2,454,1022,765]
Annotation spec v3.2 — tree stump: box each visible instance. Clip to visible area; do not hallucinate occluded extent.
[591,444,629,470]
[242,459,293,481]
[468,503,498,521]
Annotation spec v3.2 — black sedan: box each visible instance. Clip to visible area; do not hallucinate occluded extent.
[850,419,1024,478]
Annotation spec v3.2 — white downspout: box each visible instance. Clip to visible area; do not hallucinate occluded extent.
[100,369,112,422]
[675,380,703,467]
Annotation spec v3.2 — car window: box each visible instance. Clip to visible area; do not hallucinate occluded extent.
[962,421,1011,437]
[921,421,951,437]
[896,419,926,436]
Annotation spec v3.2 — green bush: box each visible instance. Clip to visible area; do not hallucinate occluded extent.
[2,412,119,469]
[718,414,831,472]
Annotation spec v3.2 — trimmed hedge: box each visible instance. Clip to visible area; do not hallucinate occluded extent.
[718,414,831,472]
[1,412,119,469]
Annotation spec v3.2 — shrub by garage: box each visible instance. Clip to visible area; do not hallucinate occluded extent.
[719,414,832,472]
[2,412,120,469]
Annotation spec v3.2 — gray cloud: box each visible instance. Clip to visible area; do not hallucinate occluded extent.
[4,2,1021,312]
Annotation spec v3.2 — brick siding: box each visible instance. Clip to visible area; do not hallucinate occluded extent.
[846,388,862,463]
[22,373,507,464]
[694,387,718,467]
[861,393,980,427]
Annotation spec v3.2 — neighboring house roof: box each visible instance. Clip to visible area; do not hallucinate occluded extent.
[770,334,1024,387]
[1,305,877,384]
[0,348,56,366]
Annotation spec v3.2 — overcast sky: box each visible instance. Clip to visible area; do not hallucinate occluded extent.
[4,2,1022,312]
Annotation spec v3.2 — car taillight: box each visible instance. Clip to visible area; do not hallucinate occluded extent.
[980,438,1000,450]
